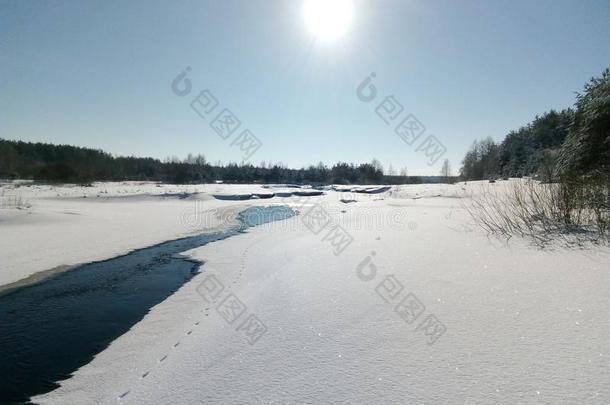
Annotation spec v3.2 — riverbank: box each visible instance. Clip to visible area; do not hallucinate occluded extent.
[0,182,275,287]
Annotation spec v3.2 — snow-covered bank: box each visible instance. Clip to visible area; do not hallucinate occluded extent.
[0,182,283,287]
[14,180,609,405]
[0,181,457,288]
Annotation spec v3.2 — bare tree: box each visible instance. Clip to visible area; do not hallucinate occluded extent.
[371,158,384,175]
[440,159,452,182]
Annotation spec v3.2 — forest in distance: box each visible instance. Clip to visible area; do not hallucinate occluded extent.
[0,140,436,185]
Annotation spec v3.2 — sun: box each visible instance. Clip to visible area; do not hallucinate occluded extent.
[303,0,354,42]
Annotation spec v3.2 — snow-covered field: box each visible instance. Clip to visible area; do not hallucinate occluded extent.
[1,181,609,404]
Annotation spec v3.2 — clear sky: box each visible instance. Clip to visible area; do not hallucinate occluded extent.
[1,0,609,175]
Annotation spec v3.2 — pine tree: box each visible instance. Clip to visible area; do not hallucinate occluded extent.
[556,68,610,179]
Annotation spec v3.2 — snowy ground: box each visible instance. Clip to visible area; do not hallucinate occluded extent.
[0,182,273,288]
[1,181,609,404]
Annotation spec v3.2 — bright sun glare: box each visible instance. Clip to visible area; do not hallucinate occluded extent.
[303,0,354,42]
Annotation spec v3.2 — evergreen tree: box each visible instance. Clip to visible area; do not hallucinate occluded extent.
[556,68,610,179]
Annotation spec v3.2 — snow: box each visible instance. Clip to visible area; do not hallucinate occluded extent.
[0,182,273,287]
[2,181,609,404]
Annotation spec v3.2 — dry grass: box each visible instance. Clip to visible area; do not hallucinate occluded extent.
[463,179,609,246]
[0,188,31,210]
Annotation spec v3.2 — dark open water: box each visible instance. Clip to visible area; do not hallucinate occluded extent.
[0,205,295,404]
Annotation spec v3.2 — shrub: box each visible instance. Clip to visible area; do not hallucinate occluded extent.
[463,178,609,246]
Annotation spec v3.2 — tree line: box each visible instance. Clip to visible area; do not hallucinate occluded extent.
[460,68,609,183]
[0,139,449,185]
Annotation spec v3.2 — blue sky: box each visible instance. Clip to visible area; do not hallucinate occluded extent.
[1,0,609,175]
